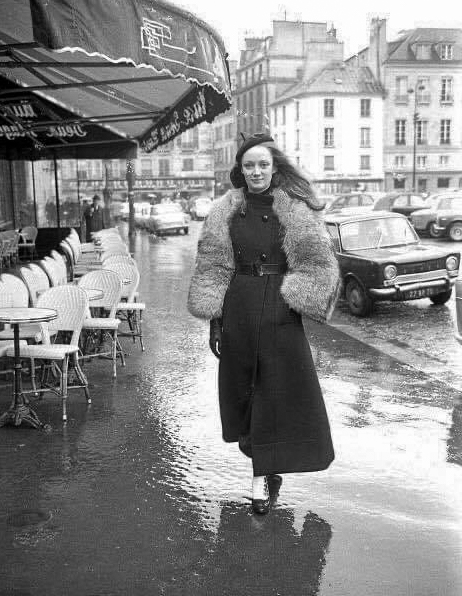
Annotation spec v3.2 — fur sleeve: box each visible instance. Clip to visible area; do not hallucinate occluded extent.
[187,196,236,319]
[279,205,341,323]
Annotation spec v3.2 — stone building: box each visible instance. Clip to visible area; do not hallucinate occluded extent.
[349,20,462,193]
[270,62,385,194]
[235,20,343,137]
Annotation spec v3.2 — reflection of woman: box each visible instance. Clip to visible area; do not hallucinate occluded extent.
[188,133,340,514]
[193,502,332,594]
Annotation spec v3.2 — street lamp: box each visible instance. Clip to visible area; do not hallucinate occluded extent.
[408,82,426,192]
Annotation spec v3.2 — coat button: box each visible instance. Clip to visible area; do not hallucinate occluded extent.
[262,214,269,222]
[260,253,267,262]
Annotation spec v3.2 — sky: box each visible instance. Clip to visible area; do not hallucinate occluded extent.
[171,0,462,61]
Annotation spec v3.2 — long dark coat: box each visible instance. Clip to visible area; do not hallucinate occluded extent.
[84,205,105,242]
[188,188,340,476]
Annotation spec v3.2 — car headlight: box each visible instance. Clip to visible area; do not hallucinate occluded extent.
[383,264,397,280]
[446,256,458,271]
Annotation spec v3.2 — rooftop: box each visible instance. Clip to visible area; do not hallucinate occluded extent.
[271,62,384,106]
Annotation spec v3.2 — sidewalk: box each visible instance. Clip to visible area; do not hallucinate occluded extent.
[0,228,460,596]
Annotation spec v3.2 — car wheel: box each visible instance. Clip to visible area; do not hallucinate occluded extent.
[183,227,189,235]
[428,222,444,238]
[430,289,453,305]
[345,279,374,317]
[448,222,462,242]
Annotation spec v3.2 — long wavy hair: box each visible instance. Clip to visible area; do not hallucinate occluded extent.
[229,143,325,211]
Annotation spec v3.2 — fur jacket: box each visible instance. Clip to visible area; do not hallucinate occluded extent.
[187,187,341,324]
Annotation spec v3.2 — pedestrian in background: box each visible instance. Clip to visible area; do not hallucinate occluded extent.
[83,194,105,242]
[188,133,340,514]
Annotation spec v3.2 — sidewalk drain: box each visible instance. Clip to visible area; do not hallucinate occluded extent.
[6,509,51,528]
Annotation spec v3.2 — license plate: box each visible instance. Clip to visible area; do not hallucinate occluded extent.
[403,287,438,299]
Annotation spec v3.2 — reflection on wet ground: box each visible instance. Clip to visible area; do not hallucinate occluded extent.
[0,224,461,596]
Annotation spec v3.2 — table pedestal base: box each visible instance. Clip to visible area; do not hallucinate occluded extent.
[0,404,43,429]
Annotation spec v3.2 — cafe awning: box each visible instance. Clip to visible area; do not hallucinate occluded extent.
[0,0,232,158]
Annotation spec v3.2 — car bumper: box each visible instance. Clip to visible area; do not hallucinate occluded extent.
[369,276,455,298]
[432,224,446,232]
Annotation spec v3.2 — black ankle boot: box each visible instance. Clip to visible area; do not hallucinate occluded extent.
[252,476,270,515]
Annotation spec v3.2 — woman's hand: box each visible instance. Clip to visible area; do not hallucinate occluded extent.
[209,318,222,358]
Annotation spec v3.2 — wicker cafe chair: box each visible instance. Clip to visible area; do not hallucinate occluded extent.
[50,250,68,284]
[6,285,90,422]
[40,257,62,287]
[18,226,38,260]
[28,264,51,298]
[103,261,145,351]
[78,270,125,378]
[0,274,43,342]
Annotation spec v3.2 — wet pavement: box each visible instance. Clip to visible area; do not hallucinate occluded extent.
[0,222,461,596]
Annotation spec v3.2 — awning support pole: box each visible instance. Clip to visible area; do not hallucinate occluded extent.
[53,153,61,230]
[126,159,136,238]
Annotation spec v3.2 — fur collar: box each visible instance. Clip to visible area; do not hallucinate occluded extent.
[187,188,340,322]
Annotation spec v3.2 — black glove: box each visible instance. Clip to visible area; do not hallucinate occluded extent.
[209,318,222,359]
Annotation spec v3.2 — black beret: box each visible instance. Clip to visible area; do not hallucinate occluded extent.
[235,133,275,163]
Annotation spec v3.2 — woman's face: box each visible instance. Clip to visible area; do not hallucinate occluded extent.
[241,145,276,194]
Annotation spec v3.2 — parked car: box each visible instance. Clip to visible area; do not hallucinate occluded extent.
[409,191,462,238]
[325,211,459,316]
[190,197,213,220]
[147,203,189,236]
[372,192,429,218]
[325,192,376,215]
[428,205,462,241]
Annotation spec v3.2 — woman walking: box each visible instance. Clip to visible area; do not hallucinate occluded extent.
[188,133,340,514]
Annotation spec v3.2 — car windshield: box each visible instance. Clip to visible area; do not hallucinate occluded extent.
[340,217,419,250]
[437,196,462,210]
[151,204,181,215]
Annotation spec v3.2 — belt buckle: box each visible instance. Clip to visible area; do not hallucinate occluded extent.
[252,263,264,276]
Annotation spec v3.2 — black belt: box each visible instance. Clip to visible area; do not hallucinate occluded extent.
[236,262,287,276]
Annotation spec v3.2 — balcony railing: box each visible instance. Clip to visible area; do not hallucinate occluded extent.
[394,94,409,104]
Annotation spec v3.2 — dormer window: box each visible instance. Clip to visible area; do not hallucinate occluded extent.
[440,44,453,60]
[415,44,432,60]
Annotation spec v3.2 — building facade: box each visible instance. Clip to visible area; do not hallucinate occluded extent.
[350,20,462,193]
[212,60,238,196]
[235,20,343,138]
[270,62,385,194]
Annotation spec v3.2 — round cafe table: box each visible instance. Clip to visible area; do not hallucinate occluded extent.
[0,307,57,429]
